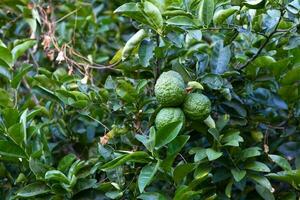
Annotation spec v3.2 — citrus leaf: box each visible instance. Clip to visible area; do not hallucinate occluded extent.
[0,140,26,158]
[269,154,292,171]
[45,170,70,184]
[12,39,36,61]
[244,0,266,9]
[16,182,50,198]
[206,148,222,161]
[213,7,239,25]
[138,192,168,200]
[101,151,152,171]
[155,121,183,149]
[138,161,160,193]
[142,1,164,33]
[245,161,270,172]
[166,16,196,27]
[173,163,196,184]
[231,168,246,182]
[199,0,215,26]
[0,46,13,66]
[139,39,154,67]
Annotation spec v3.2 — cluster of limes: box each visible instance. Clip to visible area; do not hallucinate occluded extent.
[154,71,212,131]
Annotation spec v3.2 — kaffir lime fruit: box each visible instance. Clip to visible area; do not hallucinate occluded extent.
[183,93,211,120]
[154,71,186,107]
[155,107,185,131]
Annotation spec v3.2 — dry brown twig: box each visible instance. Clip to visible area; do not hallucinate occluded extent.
[36,4,120,83]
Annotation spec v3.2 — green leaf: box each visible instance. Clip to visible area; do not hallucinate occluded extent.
[281,66,300,85]
[239,147,261,161]
[0,88,13,107]
[244,0,266,9]
[105,191,123,199]
[0,59,11,80]
[203,115,216,129]
[114,3,138,14]
[70,100,88,108]
[109,48,123,64]
[225,180,233,198]
[174,185,202,200]
[122,29,148,60]
[1,108,19,127]
[187,81,204,90]
[58,154,77,173]
[11,39,36,61]
[0,140,26,158]
[20,109,28,144]
[194,163,211,180]
[201,74,224,90]
[116,80,138,102]
[114,3,149,25]
[74,179,97,194]
[189,148,206,162]
[173,163,196,184]
[139,40,154,67]
[208,128,220,142]
[166,16,196,27]
[136,129,154,152]
[211,41,231,74]
[206,148,223,161]
[101,151,152,171]
[223,29,239,46]
[231,168,246,182]
[68,160,86,178]
[7,123,24,146]
[32,85,64,107]
[161,135,190,172]
[216,114,230,131]
[167,135,190,156]
[222,101,247,118]
[16,182,50,198]
[221,130,243,147]
[249,174,273,191]
[142,1,164,33]
[213,7,239,25]
[155,121,183,149]
[199,0,215,26]
[269,154,292,171]
[45,170,70,184]
[138,192,168,200]
[29,157,49,179]
[267,170,300,189]
[138,161,160,193]
[11,64,32,88]
[255,185,275,200]
[247,56,276,76]
[245,161,270,172]
[0,46,13,66]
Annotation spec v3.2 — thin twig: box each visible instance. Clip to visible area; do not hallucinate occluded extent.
[55,8,80,23]
[236,10,285,71]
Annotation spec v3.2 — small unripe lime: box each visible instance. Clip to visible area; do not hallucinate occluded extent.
[251,131,264,142]
[155,107,185,131]
[154,71,186,107]
[183,93,211,121]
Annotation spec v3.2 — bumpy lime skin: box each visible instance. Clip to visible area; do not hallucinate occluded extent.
[154,71,186,107]
[183,93,211,121]
[163,70,185,83]
[155,107,185,131]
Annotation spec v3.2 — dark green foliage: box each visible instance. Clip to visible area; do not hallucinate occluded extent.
[0,0,300,199]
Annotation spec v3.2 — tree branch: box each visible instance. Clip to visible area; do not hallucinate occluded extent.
[236,10,285,71]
